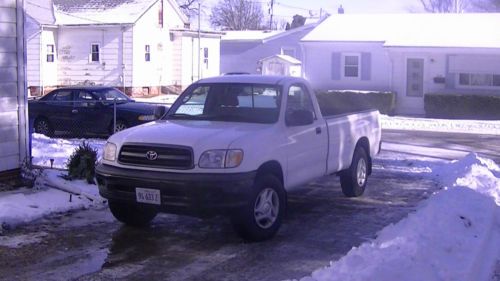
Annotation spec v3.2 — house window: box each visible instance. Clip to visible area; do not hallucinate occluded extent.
[281,47,296,58]
[343,54,360,78]
[459,73,500,87]
[46,44,55,62]
[91,43,100,62]
[145,45,151,62]
[203,47,208,68]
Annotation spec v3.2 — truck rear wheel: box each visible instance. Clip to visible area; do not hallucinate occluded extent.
[108,200,158,227]
[340,147,369,197]
[231,174,286,242]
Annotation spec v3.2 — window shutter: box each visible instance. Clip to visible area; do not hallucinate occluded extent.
[331,53,341,80]
[361,52,371,81]
[445,55,455,89]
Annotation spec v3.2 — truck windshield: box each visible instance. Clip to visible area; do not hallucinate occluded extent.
[166,83,281,124]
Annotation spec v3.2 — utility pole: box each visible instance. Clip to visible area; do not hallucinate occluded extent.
[269,0,274,30]
[197,1,201,79]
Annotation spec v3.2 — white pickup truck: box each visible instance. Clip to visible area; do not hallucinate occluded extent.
[96,75,382,241]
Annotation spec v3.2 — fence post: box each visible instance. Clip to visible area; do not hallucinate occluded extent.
[113,98,117,133]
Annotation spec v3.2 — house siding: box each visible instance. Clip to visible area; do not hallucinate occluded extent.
[0,0,27,172]
[58,26,124,87]
[387,47,500,115]
[171,32,183,86]
[132,1,165,94]
[303,42,392,92]
[26,31,40,93]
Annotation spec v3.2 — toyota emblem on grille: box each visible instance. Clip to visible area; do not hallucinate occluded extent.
[146,151,158,161]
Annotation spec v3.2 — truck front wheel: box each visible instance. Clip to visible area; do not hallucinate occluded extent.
[108,200,158,227]
[231,174,286,242]
[340,147,369,197]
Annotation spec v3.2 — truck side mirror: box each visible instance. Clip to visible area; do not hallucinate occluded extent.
[286,109,314,126]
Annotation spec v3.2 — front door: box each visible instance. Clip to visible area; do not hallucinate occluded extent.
[401,58,425,114]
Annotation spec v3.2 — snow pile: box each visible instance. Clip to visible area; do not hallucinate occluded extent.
[381,115,500,135]
[434,153,500,205]
[300,154,500,281]
[0,170,105,231]
[31,133,105,169]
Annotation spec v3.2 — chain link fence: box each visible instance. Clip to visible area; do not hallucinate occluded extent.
[29,99,170,169]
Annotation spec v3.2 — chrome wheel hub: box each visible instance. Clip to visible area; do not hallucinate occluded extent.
[254,188,279,229]
[357,158,367,186]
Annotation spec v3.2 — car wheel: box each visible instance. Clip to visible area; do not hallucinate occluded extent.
[231,174,286,242]
[340,146,369,197]
[34,118,54,137]
[110,120,128,134]
[108,200,158,227]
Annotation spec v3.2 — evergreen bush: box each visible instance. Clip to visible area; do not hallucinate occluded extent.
[425,93,500,120]
[66,141,98,184]
[316,90,396,116]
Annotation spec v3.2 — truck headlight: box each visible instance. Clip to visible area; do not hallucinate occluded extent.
[199,149,243,169]
[103,142,117,161]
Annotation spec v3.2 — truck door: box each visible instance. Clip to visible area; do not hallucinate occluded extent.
[284,84,328,188]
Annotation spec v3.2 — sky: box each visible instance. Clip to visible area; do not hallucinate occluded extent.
[197,0,424,29]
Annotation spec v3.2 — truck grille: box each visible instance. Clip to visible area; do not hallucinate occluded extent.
[118,143,193,169]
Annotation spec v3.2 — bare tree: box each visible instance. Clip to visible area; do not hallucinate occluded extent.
[419,0,470,12]
[209,0,265,30]
[176,0,201,18]
[472,0,500,11]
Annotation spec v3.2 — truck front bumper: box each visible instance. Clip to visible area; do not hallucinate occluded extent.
[95,164,256,217]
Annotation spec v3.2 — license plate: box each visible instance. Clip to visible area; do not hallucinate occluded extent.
[135,188,161,205]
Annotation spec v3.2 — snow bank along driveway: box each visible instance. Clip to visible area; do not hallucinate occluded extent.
[301,153,500,281]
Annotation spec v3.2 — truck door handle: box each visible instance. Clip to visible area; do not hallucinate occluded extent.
[315,127,322,134]
[72,109,78,114]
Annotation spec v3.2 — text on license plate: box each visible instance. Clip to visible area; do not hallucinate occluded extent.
[135,188,161,205]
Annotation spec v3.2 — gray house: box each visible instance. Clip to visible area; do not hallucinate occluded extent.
[0,0,28,175]
[220,22,322,75]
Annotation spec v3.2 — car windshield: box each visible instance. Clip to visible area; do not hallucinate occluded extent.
[91,88,130,102]
[166,83,281,124]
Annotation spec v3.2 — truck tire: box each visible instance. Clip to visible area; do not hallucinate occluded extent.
[108,200,158,227]
[231,174,286,242]
[340,146,369,197]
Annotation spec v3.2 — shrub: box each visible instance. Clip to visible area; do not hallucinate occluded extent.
[66,141,98,184]
[424,93,500,120]
[316,90,396,116]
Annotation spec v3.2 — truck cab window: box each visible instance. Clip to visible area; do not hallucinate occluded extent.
[286,85,315,118]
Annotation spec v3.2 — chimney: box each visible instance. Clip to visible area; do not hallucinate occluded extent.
[338,5,344,14]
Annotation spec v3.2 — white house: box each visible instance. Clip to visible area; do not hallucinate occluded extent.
[170,28,222,91]
[301,13,500,115]
[0,0,28,174]
[25,0,222,97]
[220,23,321,75]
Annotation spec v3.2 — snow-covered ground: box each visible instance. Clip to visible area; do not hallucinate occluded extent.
[134,94,178,105]
[15,115,500,279]
[381,115,500,135]
[300,153,500,281]
[0,169,105,236]
[31,133,105,169]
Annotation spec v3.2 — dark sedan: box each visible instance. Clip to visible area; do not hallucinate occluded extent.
[29,87,168,137]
